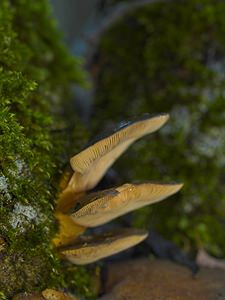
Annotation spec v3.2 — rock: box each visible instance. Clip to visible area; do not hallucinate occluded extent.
[100,259,225,300]
[196,249,225,270]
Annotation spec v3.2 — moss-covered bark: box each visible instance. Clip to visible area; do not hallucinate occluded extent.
[94,0,225,257]
[0,1,94,298]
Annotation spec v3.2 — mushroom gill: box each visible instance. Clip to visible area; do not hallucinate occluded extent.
[59,229,148,265]
[69,182,183,227]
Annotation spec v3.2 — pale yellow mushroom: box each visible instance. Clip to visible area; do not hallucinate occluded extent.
[13,112,184,296]
[60,229,148,265]
[68,114,169,194]
[54,114,183,265]
[42,289,78,300]
[13,290,78,300]
[69,182,183,227]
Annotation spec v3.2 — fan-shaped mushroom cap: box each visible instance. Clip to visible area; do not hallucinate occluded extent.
[69,182,183,227]
[60,229,148,265]
[69,114,169,193]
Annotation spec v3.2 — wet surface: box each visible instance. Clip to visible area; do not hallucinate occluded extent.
[100,259,225,300]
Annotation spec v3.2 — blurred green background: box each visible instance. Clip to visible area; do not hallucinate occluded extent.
[92,0,225,257]
[1,0,225,298]
[51,0,225,258]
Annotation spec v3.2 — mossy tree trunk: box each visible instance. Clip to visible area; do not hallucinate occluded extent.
[0,1,91,298]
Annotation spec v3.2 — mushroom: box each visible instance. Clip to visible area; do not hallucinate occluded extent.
[42,289,78,300]
[57,114,169,212]
[14,113,183,299]
[69,182,183,227]
[54,113,183,265]
[60,229,148,265]
[13,290,78,300]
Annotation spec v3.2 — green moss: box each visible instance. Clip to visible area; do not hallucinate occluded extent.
[95,0,225,257]
[0,292,7,300]
[0,0,93,298]
[61,265,99,299]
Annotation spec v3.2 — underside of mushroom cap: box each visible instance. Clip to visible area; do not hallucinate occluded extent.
[69,182,183,227]
[68,114,169,193]
[59,228,148,265]
[54,113,183,267]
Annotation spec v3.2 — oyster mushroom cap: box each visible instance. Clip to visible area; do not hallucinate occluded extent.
[69,114,169,193]
[60,229,148,265]
[69,182,183,227]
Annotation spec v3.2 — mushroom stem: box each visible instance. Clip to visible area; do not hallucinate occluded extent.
[53,212,86,247]
[56,186,84,213]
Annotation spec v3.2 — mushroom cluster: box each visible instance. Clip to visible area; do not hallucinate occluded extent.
[16,114,183,299]
[54,113,182,263]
